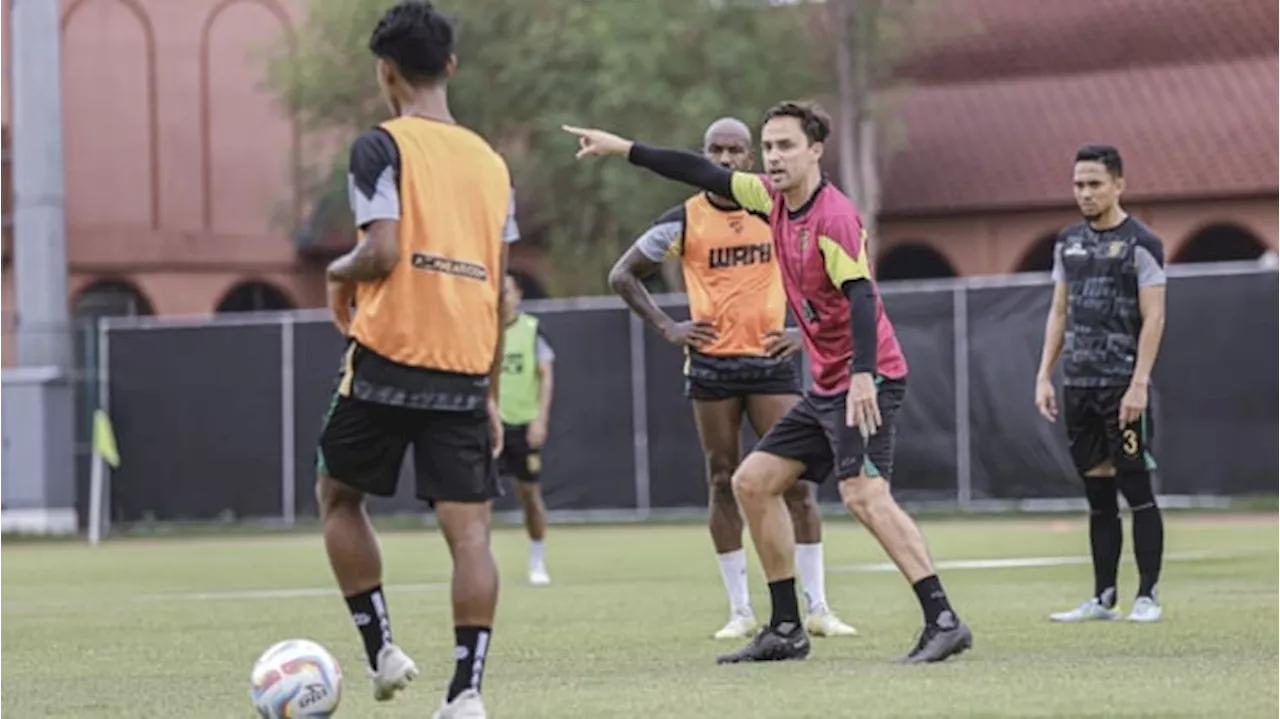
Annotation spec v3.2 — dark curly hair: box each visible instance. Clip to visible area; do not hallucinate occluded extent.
[762,101,832,145]
[369,1,455,85]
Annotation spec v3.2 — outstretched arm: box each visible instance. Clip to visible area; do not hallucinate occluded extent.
[563,126,773,215]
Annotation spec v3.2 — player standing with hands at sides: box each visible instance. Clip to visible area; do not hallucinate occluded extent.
[498,273,556,586]
[316,3,518,717]
[565,102,972,665]
[609,117,857,640]
[1035,145,1167,623]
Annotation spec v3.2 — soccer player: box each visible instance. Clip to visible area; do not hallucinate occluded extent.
[564,101,973,664]
[498,273,556,586]
[608,117,857,640]
[315,3,515,717]
[1035,144,1167,623]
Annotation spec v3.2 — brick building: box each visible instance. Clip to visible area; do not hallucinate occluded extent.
[871,0,1278,280]
[1,0,1276,365]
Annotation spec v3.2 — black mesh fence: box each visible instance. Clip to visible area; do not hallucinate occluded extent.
[95,269,1278,524]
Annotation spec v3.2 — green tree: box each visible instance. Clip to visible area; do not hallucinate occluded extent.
[264,0,823,295]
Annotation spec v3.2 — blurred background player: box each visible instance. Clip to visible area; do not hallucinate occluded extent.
[608,117,857,640]
[498,272,556,586]
[315,2,516,717]
[1035,144,1168,623]
[565,101,972,665]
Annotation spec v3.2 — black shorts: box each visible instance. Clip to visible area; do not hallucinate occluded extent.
[755,379,906,483]
[1063,385,1157,474]
[316,393,500,504]
[499,424,542,483]
[684,351,800,402]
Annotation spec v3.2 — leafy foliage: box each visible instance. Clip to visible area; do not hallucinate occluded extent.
[264,0,823,295]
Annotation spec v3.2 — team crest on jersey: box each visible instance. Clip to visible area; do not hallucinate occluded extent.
[728,217,744,234]
[799,229,810,252]
[1108,240,1124,257]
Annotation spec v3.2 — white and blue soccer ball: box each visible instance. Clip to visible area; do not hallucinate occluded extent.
[249,639,344,718]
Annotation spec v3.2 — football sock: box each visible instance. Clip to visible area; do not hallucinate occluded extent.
[1084,477,1122,606]
[344,585,392,670]
[717,549,752,616]
[1118,471,1163,599]
[447,626,491,702]
[768,577,801,630]
[795,543,827,613]
[911,575,957,628]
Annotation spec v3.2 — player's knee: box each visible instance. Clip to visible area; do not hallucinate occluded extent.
[706,454,738,493]
[782,481,816,512]
[1083,476,1119,517]
[437,503,492,554]
[316,474,362,516]
[730,466,773,503]
[838,475,890,516]
[1117,471,1157,512]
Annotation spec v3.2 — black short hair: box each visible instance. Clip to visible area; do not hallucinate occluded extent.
[1075,144,1124,177]
[368,1,454,85]
[762,101,831,145]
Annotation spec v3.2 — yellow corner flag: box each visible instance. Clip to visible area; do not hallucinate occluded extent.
[92,409,121,469]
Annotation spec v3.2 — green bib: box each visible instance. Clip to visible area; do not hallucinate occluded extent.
[499,313,541,425]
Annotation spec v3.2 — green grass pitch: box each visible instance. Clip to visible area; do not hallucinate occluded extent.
[3,514,1277,717]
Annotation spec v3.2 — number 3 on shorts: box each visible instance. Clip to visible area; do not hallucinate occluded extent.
[1121,428,1139,457]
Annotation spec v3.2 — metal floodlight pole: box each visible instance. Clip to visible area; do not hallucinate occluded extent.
[12,0,71,370]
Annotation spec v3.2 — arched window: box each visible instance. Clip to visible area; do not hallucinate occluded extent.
[1016,231,1061,273]
[73,279,155,319]
[215,281,295,313]
[1174,223,1268,264]
[876,243,957,281]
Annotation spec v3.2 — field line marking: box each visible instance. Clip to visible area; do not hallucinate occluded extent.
[130,582,449,603]
[829,551,1221,574]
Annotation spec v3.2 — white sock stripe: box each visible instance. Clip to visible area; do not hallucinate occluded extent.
[370,590,392,644]
[470,631,490,689]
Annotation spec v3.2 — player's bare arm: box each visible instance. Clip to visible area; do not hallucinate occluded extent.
[530,355,554,448]
[608,246,717,349]
[328,220,400,283]
[563,125,770,214]
[1035,282,1069,422]
[1120,284,1166,426]
[762,328,804,358]
[487,245,511,458]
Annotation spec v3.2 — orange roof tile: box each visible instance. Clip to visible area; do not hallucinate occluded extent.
[872,0,1278,215]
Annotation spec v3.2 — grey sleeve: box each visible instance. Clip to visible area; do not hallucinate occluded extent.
[1050,239,1065,282]
[347,128,400,229]
[535,333,555,363]
[1135,245,1167,287]
[502,192,520,244]
[634,205,687,261]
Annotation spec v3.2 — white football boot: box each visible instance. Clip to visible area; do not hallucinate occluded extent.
[433,689,487,719]
[804,607,859,637]
[1126,595,1163,623]
[371,644,418,701]
[713,611,760,640]
[1049,597,1120,623]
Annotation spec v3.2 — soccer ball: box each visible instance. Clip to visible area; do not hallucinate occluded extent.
[249,639,343,718]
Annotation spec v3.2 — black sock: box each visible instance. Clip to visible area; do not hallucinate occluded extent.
[1084,477,1121,607]
[767,578,801,630]
[447,626,491,702]
[1118,471,1164,598]
[911,575,957,628]
[344,585,392,670]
